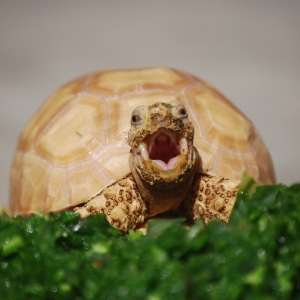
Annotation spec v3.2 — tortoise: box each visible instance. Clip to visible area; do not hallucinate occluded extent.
[9,67,276,233]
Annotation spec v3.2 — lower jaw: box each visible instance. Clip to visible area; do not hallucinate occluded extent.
[138,154,193,184]
[151,156,178,170]
[129,151,199,216]
[129,145,199,187]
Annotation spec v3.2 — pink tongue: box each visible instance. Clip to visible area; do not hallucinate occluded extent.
[149,133,179,164]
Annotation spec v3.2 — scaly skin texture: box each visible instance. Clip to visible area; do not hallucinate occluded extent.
[179,174,239,224]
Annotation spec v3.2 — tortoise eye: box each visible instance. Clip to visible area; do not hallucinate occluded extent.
[131,113,143,125]
[178,106,188,118]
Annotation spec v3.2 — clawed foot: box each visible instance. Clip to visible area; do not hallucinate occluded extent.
[179,173,240,224]
[74,174,148,233]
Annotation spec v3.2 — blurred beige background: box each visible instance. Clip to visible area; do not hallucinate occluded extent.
[1,0,300,207]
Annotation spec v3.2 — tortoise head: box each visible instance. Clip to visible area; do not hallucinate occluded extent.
[127,101,200,216]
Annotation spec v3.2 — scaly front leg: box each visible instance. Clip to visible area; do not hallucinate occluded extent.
[74,173,148,233]
[179,174,240,224]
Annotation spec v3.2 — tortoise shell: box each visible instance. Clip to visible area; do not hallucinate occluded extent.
[10,67,276,215]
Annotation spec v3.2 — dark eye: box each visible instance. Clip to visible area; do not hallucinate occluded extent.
[131,113,143,125]
[178,106,188,118]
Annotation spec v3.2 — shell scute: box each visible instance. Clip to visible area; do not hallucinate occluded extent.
[86,68,193,97]
[11,152,51,214]
[213,148,249,181]
[98,146,130,179]
[251,135,276,184]
[34,94,107,166]
[186,83,254,150]
[17,77,87,153]
[44,167,69,212]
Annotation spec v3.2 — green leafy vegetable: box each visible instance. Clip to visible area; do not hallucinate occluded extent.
[166,103,174,109]
[1,178,300,299]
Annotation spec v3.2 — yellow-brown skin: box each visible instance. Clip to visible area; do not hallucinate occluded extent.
[10,67,276,218]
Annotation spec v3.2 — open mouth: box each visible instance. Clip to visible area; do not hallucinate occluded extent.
[137,128,188,170]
